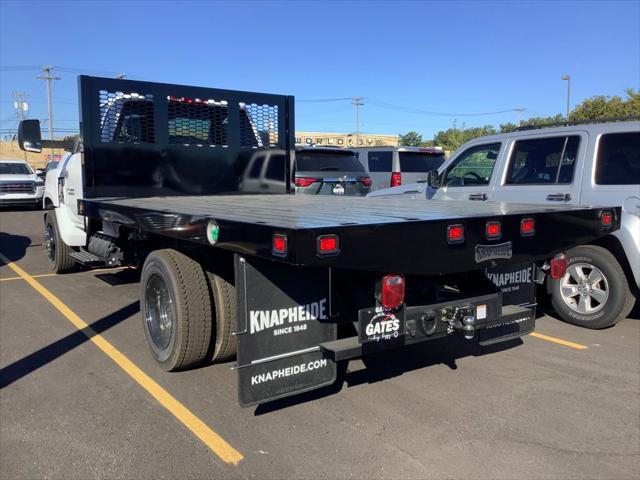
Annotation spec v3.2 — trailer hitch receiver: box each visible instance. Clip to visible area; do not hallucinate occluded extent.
[439,305,476,339]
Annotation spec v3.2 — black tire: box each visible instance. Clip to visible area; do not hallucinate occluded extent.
[204,271,237,363]
[547,245,634,329]
[44,211,76,273]
[140,249,212,371]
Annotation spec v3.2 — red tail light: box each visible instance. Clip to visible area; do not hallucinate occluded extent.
[317,234,340,255]
[295,177,319,187]
[601,211,613,227]
[550,253,568,280]
[521,218,535,237]
[486,221,501,240]
[447,224,464,244]
[381,274,405,310]
[358,176,372,187]
[272,234,287,257]
[390,172,402,187]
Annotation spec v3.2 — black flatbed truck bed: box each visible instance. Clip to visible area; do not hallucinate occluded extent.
[19,75,622,406]
[81,194,616,275]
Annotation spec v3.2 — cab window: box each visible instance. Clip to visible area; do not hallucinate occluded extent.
[443,143,500,187]
[595,132,640,185]
[266,154,285,181]
[367,151,392,172]
[506,136,579,185]
[248,155,265,179]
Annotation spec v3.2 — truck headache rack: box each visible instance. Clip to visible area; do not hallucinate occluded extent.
[78,76,294,198]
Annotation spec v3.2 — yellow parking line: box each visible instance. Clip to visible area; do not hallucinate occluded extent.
[530,332,588,350]
[0,253,244,465]
[0,273,57,282]
[0,266,127,282]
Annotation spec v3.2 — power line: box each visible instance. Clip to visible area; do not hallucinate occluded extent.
[296,97,352,103]
[366,98,526,117]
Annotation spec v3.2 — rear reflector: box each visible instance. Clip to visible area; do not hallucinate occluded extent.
[521,218,535,237]
[381,274,405,310]
[358,176,372,187]
[272,234,287,257]
[447,224,464,244]
[486,221,501,240]
[317,234,340,255]
[601,211,613,227]
[390,172,402,187]
[550,253,568,280]
[294,177,318,188]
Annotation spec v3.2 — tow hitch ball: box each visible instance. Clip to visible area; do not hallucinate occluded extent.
[439,305,476,340]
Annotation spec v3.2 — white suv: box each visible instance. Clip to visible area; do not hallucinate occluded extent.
[354,146,446,191]
[0,159,45,208]
[370,120,639,329]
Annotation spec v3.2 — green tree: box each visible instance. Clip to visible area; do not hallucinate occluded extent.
[398,131,424,146]
[433,122,496,151]
[570,88,640,120]
[500,114,564,133]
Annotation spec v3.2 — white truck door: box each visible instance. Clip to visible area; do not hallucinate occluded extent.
[491,132,586,205]
[434,142,502,202]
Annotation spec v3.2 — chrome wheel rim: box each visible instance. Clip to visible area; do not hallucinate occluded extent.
[144,274,175,350]
[560,263,609,314]
[44,224,55,263]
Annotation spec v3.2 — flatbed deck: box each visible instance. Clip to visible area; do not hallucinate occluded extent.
[82,194,600,227]
[80,195,619,275]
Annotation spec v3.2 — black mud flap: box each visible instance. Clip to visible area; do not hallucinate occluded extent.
[485,262,536,307]
[235,255,337,407]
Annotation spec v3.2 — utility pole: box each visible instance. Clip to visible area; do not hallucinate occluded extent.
[351,97,364,147]
[36,65,61,162]
[12,92,29,160]
[514,108,526,126]
[561,75,571,120]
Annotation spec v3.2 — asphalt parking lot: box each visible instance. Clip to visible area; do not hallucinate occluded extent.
[1,208,639,480]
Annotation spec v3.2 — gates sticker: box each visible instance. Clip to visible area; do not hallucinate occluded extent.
[359,307,404,343]
[475,241,513,263]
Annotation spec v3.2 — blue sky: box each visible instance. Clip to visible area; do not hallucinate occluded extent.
[1,0,638,139]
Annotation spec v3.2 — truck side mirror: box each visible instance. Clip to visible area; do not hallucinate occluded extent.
[18,119,42,153]
[427,170,440,189]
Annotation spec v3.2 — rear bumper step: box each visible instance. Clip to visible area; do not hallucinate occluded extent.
[320,305,535,362]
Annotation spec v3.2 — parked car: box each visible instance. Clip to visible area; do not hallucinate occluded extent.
[294,147,371,195]
[369,120,640,329]
[354,146,446,191]
[240,147,371,196]
[0,159,45,208]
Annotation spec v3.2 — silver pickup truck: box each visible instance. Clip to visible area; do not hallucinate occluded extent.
[370,120,640,329]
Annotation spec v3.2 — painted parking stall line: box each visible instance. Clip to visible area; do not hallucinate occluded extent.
[0,253,244,465]
[530,331,588,350]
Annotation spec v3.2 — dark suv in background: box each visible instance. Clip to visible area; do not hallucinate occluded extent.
[293,147,371,195]
[240,147,371,196]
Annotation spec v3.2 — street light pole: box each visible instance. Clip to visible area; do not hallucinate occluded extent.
[561,75,571,120]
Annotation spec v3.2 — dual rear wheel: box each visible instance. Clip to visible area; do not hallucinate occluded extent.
[140,249,236,371]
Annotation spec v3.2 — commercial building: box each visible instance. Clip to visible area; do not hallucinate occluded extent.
[295,131,398,148]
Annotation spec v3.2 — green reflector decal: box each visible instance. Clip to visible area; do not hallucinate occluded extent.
[207,220,219,244]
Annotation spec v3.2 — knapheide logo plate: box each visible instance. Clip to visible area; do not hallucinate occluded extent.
[475,241,513,263]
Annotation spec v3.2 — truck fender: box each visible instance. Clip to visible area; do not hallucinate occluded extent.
[48,205,87,247]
